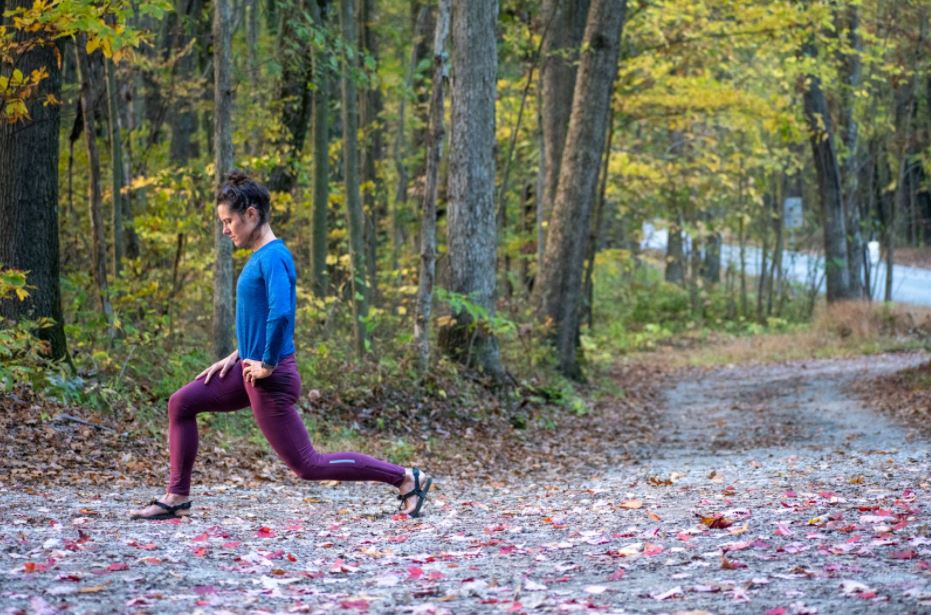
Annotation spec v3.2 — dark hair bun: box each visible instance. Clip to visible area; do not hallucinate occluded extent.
[226,170,250,185]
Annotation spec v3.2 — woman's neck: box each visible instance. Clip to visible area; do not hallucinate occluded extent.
[250,225,277,251]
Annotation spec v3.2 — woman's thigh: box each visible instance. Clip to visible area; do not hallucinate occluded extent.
[171,361,251,417]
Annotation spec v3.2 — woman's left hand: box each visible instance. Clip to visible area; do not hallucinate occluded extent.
[242,359,274,384]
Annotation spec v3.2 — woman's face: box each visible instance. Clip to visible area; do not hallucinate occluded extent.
[217,203,260,249]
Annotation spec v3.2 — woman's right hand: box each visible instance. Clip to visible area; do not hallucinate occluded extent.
[197,350,239,384]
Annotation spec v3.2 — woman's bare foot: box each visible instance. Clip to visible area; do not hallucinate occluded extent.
[128,493,192,520]
[397,468,432,517]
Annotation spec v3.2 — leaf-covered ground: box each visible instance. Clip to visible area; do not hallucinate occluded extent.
[2,353,930,614]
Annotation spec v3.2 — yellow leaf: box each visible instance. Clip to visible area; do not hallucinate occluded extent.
[86,37,100,55]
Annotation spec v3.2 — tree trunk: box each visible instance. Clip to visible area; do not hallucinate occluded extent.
[0,5,68,360]
[802,40,854,302]
[437,0,504,378]
[168,0,204,164]
[538,0,590,267]
[105,56,125,276]
[535,0,626,379]
[665,216,685,285]
[339,0,370,356]
[309,0,330,297]
[581,116,613,331]
[268,0,314,194]
[213,0,235,359]
[409,2,436,183]
[360,0,384,305]
[75,37,115,329]
[837,4,865,298]
[414,0,450,375]
[703,229,721,285]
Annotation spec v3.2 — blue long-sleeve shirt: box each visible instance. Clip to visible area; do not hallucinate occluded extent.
[235,239,296,367]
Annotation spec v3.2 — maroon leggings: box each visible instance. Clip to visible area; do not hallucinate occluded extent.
[167,355,405,496]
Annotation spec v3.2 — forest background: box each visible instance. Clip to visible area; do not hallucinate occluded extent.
[2,0,931,478]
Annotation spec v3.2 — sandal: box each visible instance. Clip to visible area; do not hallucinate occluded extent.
[130,499,192,521]
[398,467,432,518]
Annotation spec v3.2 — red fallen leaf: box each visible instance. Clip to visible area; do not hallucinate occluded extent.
[106,563,129,572]
[608,568,626,581]
[408,567,424,579]
[722,486,737,496]
[387,535,408,544]
[890,549,918,560]
[646,510,662,522]
[392,513,409,521]
[784,491,796,498]
[484,524,507,533]
[859,592,877,600]
[287,553,297,562]
[192,532,210,542]
[427,571,444,581]
[286,523,304,531]
[77,530,91,544]
[700,514,734,529]
[195,600,210,607]
[141,557,161,565]
[765,609,786,615]
[676,531,692,541]
[917,560,930,571]
[256,527,275,538]
[222,541,241,548]
[193,546,208,557]
[721,557,747,570]
[339,599,368,611]
[507,602,523,612]
[774,523,792,536]
[193,585,216,595]
[59,575,82,582]
[499,546,517,555]
[23,562,37,573]
[643,543,664,556]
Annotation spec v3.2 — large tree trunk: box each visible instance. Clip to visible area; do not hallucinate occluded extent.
[437,0,504,378]
[213,0,235,359]
[75,37,115,329]
[802,40,854,302]
[535,0,626,379]
[339,0,370,356]
[414,0,450,375]
[538,0,590,267]
[0,4,68,360]
[309,0,330,297]
[268,0,314,194]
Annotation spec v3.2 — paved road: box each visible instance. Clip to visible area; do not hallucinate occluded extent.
[642,225,931,307]
[1,353,929,613]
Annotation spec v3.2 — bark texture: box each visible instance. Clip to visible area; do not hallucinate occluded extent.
[802,41,854,303]
[438,0,503,378]
[535,0,625,379]
[212,0,235,359]
[538,0,590,266]
[339,0,370,356]
[310,0,330,297]
[0,4,68,359]
[75,37,114,327]
[414,0,450,375]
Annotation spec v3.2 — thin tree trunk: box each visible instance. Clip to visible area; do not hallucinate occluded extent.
[535,0,626,379]
[75,37,115,330]
[438,0,504,378]
[339,0,369,356]
[665,215,685,285]
[0,5,68,360]
[310,0,330,297]
[414,0,450,375]
[213,0,235,359]
[837,4,865,298]
[802,39,853,302]
[360,0,384,305]
[268,0,314,195]
[106,56,125,276]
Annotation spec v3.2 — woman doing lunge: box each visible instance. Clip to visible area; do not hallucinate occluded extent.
[129,171,431,521]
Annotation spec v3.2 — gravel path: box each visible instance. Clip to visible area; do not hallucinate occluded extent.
[2,353,930,614]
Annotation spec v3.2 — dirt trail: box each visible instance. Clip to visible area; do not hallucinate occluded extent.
[2,353,930,614]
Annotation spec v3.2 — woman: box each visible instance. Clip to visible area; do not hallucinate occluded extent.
[130,171,431,520]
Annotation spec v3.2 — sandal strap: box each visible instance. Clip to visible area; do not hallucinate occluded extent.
[148,499,191,513]
[397,467,424,502]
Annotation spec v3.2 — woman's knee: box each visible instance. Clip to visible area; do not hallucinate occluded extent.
[167,389,196,421]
